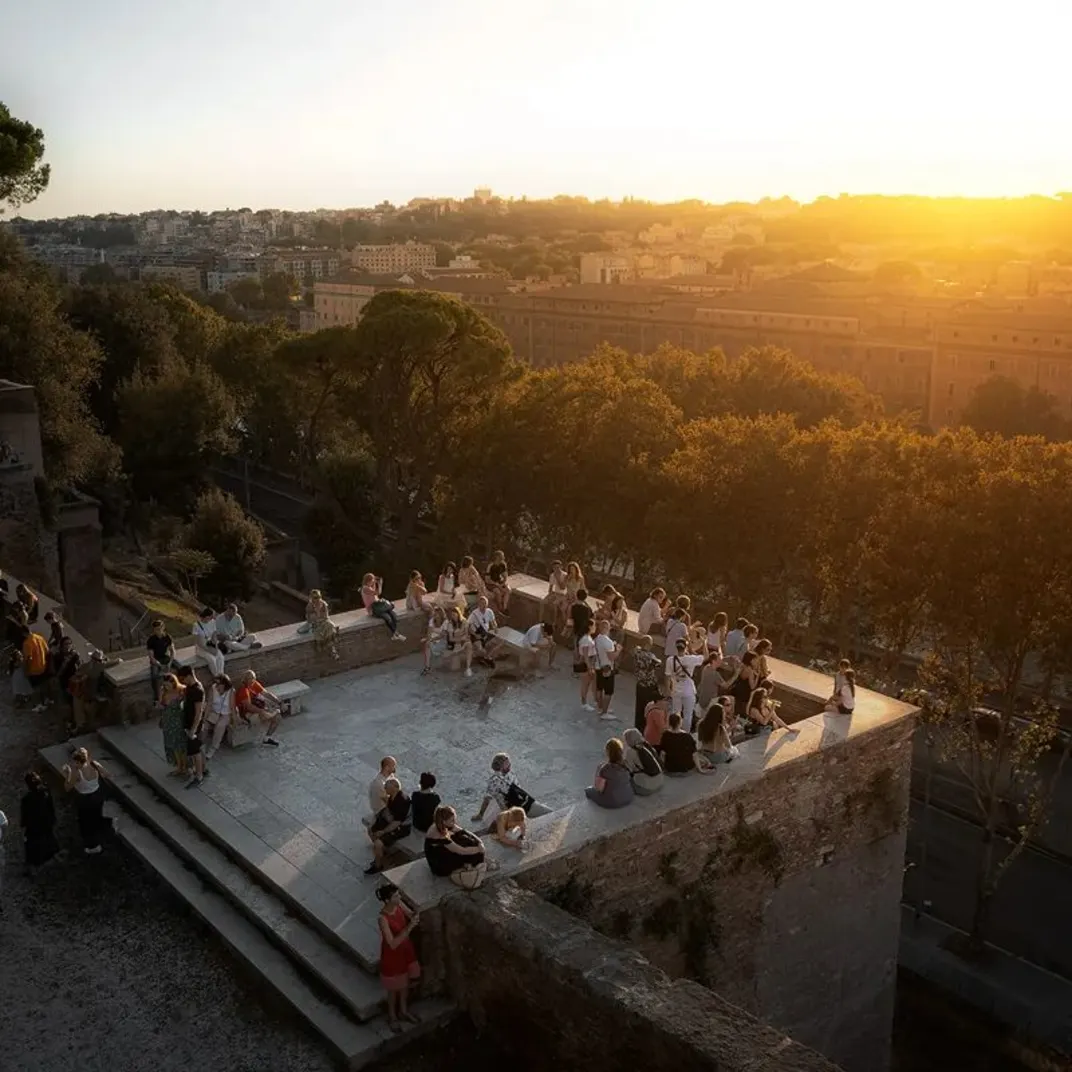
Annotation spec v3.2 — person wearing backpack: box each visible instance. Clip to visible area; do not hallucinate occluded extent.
[622,728,664,795]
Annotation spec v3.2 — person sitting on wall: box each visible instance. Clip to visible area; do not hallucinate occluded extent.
[521,621,556,668]
[235,669,283,746]
[193,607,226,677]
[660,711,716,775]
[826,667,856,715]
[621,727,664,795]
[491,806,527,849]
[405,570,430,612]
[424,805,488,888]
[457,557,486,607]
[584,737,635,809]
[696,699,739,764]
[365,777,412,875]
[636,587,667,637]
[214,603,260,653]
[301,589,340,660]
[485,550,511,618]
[744,686,791,734]
[361,573,406,642]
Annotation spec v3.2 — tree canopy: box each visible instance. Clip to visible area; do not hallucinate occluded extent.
[0,102,50,210]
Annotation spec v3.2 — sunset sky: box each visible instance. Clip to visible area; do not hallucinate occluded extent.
[4,0,1070,216]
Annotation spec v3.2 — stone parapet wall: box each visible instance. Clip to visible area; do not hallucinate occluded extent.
[106,602,427,722]
[512,709,913,1072]
[444,881,841,1072]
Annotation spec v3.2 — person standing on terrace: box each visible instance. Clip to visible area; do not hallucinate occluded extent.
[146,619,175,704]
[707,612,729,655]
[753,638,774,684]
[362,573,406,641]
[567,587,593,663]
[376,881,421,1032]
[664,636,707,733]
[577,619,598,712]
[444,606,474,676]
[485,550,511,618]
[593,619,620,721]
[724,618,750,663]
[632,635,664,730]
[637,587,666,636]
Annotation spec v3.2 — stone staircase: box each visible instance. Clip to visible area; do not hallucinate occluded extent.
[39,732,454,1070]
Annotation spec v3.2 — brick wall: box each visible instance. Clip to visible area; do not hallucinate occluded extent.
[513,712,914,1072]
[444,881,842,1072]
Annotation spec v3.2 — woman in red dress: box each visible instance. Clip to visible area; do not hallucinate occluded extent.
[376,882,421,1031]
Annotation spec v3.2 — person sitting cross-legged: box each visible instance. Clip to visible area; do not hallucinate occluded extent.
[235,669,283,747]
[214,603,260,653]
[366,777,412,875]
[659,711,716,775]
[584,737,635,809]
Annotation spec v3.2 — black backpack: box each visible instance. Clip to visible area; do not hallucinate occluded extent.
[635,741,662,778]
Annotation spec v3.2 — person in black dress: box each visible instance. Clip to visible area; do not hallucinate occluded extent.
[21,771,60,869]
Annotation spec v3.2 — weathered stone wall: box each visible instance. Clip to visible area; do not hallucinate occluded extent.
[512,710,913,1072]
[0,467,60,598]
[444,881,841,1071]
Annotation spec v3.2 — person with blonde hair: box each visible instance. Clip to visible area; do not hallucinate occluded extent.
[61,746,109,854]
[492,806,527,849]
[421,605,448,674]
[158,672,188,776]
[405,570,429,612]
[585,737,634,808]
[457,556,485,605]
[303,589,339,659]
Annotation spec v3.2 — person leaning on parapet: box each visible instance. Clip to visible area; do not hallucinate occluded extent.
[214,603,261,653]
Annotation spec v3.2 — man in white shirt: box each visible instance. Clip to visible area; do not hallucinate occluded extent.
[637,588,666,636]
[665,637,706,733]
[523,621,556,668]
[192,607,226,677]
[467,596,502,664]
[368,756,397,819]
[577,621,597,712]
[593,620,620,721]
[214,603,260,652]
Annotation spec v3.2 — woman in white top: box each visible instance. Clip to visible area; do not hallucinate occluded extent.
[436,562,458,606]
[62,746,109,854]
[193,607,226,677]
[543,560,569,629]
[405,570,429,612]
[421,606,448,675]
[204,674,237,759]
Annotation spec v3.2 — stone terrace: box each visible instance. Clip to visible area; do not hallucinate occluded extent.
[40,572,917,1070]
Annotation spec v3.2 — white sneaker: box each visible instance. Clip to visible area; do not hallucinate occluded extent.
[600,712,617,721]
[583,703,596,712]
[392,633,406,642]
[465,668,473,677]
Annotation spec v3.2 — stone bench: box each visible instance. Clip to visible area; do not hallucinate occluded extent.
[272,679,310,715]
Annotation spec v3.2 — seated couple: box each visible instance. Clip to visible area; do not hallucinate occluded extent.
[192,604,260,677]
[424,805,493,889]
[585,731,665,809]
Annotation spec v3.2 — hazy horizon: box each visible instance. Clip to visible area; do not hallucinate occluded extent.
[5,0,1071,218]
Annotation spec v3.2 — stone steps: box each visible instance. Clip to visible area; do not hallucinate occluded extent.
[96,725,383,972]
[114,816,452,1069]
[38,735,455,1070]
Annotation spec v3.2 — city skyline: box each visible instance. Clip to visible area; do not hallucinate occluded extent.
[4,0,1071,217]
